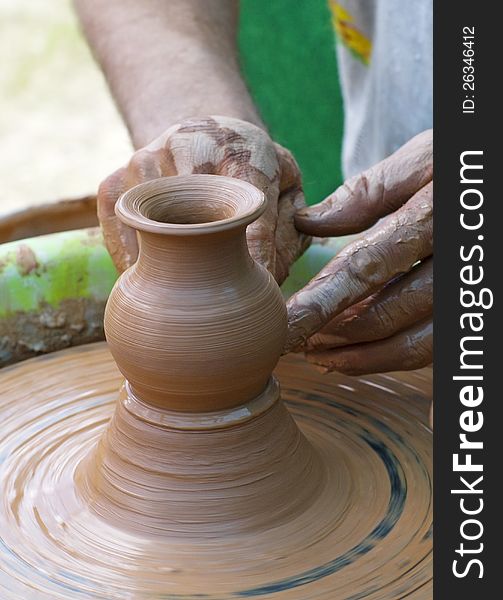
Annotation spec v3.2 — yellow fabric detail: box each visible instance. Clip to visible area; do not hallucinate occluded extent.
[329,1,372,65]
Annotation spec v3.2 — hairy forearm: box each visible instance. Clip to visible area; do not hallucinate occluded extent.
[74,0,262,147]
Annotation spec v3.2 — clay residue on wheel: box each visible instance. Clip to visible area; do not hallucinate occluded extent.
[0,345,432,599]
[0,297,105,366]
[0,175,432,599]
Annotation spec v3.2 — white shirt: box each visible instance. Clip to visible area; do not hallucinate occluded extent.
[330,0,433,177]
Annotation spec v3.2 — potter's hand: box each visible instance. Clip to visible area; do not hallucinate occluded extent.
[285,130,433,375]
[98,116,310,283]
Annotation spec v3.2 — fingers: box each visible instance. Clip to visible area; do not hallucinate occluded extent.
[164,117,282,276]
[101,116,301,280]
[237,148,279,276]
[306,318,433,375]
[273,144,311,283]
[306,258,432,350]
[99,146,175,273]
[285,181,433,353]
[98,167,139,273]
[274,142,302,192]
[246,195,279,276]
[295,129,433,237]
[274,188,312,284]
[208,119,280,277]
[215,119,280,276]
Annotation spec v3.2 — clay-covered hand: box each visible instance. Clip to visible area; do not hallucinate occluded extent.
[98,116,310,283]
[285,130,433,375]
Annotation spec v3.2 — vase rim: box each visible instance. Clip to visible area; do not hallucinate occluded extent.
[116,175,266,235]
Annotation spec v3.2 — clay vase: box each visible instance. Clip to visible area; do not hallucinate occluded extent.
[105,175,286,411]
[0,174,432,596]
[78,175,323,535]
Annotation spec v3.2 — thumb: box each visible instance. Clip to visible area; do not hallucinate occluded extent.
[295,130,433,237]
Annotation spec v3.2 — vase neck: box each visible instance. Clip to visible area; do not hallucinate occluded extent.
[137,227,253,282]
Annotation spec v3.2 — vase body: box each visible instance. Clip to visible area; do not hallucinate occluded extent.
[104,175,287,411]
[81,175,322,536]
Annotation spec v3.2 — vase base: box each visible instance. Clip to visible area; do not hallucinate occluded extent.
[0,343,432,599]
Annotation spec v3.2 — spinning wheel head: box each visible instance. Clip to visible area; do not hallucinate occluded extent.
[0,175,432,598]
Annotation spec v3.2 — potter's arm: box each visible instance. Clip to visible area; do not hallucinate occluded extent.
[75,0,309,284]
[74,0,262,148]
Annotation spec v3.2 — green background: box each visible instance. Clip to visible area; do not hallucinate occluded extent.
[239,0,344,206]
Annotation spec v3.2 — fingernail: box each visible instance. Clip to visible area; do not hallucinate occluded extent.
[296,198,339,221]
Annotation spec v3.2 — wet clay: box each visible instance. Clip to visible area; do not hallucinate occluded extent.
[103,176,287,411]
[80,175,316,536]
[0,176,432,598]
[0,344,432,599]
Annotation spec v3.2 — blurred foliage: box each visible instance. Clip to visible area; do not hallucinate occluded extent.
[1,0,344,213]
[0,1,130,214]
[240,0,344,205]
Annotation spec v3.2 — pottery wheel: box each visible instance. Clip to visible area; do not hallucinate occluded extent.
[0,343,432,599]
